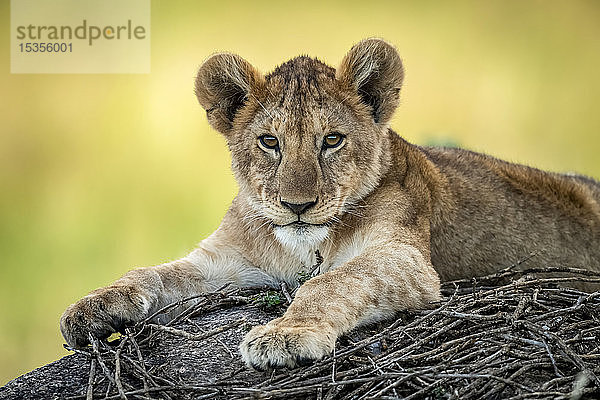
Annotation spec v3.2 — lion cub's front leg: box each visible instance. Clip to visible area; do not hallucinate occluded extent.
[60,246,273,348]
[240,243,441,370]
[60,260,207,348]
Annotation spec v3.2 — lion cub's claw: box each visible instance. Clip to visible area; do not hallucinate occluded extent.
[239,320,335,370]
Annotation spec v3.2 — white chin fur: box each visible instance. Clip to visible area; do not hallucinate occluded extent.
[273,224,328,255]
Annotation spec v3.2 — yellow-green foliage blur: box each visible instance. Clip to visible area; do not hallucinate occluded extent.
[1,0,600,384]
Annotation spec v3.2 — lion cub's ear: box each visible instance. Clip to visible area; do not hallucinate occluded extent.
[195,53,265,135]
[337,38,404,124]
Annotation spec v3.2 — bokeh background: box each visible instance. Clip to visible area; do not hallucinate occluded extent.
[1,0,600,384]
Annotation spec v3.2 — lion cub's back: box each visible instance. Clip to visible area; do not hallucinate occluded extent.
[421,146,600,283]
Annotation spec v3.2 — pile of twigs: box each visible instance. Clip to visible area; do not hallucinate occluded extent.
[67,265,600,400]
[66,288,253,400]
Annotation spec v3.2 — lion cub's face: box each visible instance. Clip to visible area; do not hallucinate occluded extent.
[234,58,392,246]
[195,39,404,248]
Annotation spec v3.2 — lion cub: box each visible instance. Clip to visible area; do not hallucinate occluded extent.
[60,38,600,370]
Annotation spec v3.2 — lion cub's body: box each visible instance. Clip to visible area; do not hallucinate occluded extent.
[60,39,600,370]
[423,144,600,281]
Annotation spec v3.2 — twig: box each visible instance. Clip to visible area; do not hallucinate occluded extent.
[85,358,96,400]
[280,282,293,304]
[146,318,245,341]
[114,337,128,400]
[128,332,151,399]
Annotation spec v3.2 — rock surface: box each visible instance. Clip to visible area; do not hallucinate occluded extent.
[2,273,600,400]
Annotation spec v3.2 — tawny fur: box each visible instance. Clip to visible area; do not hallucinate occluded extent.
[60,38,600,370]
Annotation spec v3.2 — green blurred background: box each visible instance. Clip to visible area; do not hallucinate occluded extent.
[1,0,600,384]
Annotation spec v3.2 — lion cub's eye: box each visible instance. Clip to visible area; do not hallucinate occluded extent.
[323,133,345,149]
[259,135,279,150]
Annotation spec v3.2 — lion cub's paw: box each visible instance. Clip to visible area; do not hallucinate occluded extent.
[60,286,149,348]
[239,319,336,370]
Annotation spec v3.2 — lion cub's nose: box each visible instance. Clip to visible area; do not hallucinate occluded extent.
[281,200,317,215]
